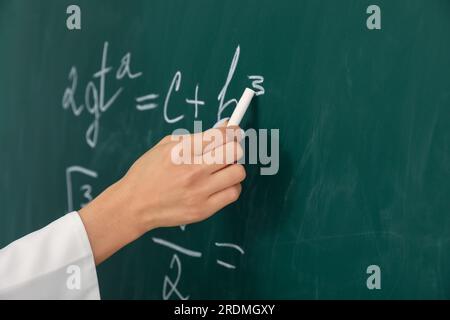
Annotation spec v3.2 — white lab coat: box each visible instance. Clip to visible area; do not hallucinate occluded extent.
[0,212,100,300]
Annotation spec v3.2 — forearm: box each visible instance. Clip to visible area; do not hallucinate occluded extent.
[78,179,149,265]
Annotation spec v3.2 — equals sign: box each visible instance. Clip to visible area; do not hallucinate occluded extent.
[135,93,159,111]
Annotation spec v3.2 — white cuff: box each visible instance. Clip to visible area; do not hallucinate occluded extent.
[0,212,100,300]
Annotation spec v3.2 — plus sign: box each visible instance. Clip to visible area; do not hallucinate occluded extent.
[185,84,205,119]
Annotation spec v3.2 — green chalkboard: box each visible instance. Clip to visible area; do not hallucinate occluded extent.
[2,0,450,299]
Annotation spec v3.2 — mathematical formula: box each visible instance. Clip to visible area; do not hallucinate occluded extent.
[62,41,265,148]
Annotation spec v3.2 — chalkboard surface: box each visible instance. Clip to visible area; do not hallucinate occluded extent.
[2,0,450,299]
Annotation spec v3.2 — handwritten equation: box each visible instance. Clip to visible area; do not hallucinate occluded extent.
[62,41,265,148]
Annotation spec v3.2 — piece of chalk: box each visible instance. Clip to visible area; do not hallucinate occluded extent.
[228,88,255,126]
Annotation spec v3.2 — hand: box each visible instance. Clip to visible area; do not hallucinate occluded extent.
[79,124,245,265]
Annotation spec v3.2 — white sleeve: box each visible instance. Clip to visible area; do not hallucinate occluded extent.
[0,212,100,300]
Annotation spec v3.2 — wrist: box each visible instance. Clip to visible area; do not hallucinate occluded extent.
[117,175,160,234]
[78,179,149,265]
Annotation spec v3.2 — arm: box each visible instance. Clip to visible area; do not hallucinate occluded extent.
[0,125,243,299]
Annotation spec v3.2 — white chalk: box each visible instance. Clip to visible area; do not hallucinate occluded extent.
[228,88,255,126]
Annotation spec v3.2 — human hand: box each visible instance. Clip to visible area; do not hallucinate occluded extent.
[79,124,245,264]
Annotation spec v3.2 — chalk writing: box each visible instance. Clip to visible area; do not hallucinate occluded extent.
[66,166,98,212]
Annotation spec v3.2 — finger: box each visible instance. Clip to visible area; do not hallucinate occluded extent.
[199,141,244,173]
[171,127,229,157]
[213,119,245,139]
[206,164,246,195]
[192,124,243,155]
[200,125,244,154]
[225,125,244,142]
[156,134,176,147]
[156,132,194,147]
[166,129,230,165]
[207,183,242,213]
[164,124,243,156]
[213,118,229,128]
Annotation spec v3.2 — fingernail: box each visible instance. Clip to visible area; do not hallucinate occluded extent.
[213,117,229,128]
